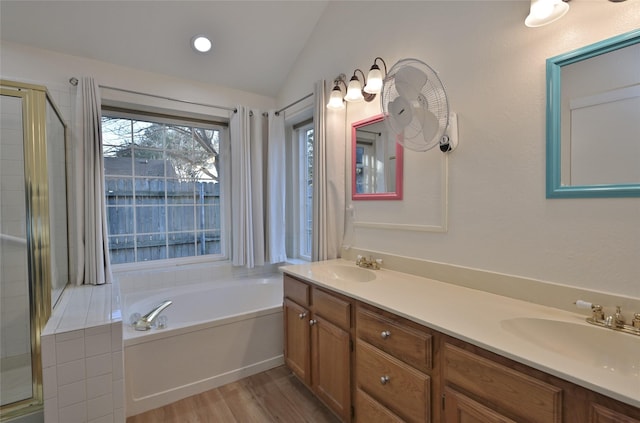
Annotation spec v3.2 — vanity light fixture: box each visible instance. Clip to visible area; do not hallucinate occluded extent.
[364,57,387,95]
[525,0,569,27]
[327,74,348,110]
[191,35,212,53]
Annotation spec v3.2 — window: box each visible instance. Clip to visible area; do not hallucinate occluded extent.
[297,122,314,260]
[101,111,228,265]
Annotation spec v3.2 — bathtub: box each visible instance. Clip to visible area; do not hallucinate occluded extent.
[123,274,284,417]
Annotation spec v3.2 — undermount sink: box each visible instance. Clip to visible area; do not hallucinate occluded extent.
[501,317,640,377]
[317,264,377,283]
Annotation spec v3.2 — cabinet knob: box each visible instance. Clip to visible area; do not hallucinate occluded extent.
[381,330,391,339]
[309,319,317,326]
[380,375,390,385]
[298,312,307,319]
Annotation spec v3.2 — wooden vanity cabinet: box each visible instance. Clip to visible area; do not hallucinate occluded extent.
[284,273,640,423]
[441,336,640,423]
[355,303,439,423]
[283,275,354,422]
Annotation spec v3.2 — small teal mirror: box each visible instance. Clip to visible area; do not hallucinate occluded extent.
[546,29,640,198]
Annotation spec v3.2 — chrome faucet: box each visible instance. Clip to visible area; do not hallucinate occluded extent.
[132,300,172,331]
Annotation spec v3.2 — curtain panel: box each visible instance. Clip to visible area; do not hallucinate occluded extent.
[70,77,112,285]
[266,111,287,263]
[230,106,266,268]
[312,80,346,262]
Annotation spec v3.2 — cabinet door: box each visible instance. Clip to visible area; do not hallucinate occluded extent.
[444,386,517,423]
[312,315,351,422]
[284,298,311,385]
[590,403,640,423]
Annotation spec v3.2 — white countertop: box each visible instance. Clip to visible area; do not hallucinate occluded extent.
[281,259,640,408]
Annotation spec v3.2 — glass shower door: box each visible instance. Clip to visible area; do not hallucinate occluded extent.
[0,93,32,407]
[0,80,68,420]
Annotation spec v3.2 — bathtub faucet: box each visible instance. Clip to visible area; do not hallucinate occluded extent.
[132,300,172,331]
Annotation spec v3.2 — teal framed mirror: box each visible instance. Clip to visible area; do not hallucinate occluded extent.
[546,29,640,198]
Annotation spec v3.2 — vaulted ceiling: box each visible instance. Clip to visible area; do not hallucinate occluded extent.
[0,1,330,97]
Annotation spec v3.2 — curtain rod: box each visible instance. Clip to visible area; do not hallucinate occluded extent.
[275,92,313,116]
[69,77,237,113]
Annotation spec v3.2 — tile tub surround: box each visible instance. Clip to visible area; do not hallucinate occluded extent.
[41,282,124,423]
[281,259,640,409]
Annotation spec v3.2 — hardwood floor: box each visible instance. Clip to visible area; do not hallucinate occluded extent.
[126,366,341,423]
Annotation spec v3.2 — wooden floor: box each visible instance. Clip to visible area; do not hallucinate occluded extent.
[126,366,340,423]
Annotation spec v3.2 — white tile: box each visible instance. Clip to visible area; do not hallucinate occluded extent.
[55,329,84,342]
[111,352,123,381]
[59,401,87,423]
[85,324,110,337]
[41,334,57,368]
[86,353,112,378]
[57,359,85,386]
[85,331,111,357]
[86,373,111,400]
[110,323,122,352]
[113,408,125,423]
[58,380,86,408]
[56,335,85,364]
[87,393,113,421]
[89,414,114,423]
[44,397,59,423]
[112,379,123,410]
[43,366,58,399]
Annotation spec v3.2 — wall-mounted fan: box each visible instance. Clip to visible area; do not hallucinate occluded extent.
[381,58,458,152]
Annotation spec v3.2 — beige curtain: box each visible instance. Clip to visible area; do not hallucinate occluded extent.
[312,80,346,261]
[70,77,112,285]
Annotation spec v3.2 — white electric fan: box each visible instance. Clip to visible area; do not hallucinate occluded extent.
[381,58,457,152]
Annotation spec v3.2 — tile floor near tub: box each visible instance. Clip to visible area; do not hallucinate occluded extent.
[126,366,339,423]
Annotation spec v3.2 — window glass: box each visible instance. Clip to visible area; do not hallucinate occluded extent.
[101,113,226,265]
[299,124,314,260]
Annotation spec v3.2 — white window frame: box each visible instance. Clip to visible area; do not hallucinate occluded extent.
[101,108,231,271]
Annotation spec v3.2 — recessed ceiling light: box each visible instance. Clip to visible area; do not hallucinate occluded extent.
[191,35,212,53]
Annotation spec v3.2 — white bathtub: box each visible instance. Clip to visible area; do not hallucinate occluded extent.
[123,274,284,417]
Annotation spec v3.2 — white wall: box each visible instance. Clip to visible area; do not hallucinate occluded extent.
[1,41,276,118]
[281,1,640,298]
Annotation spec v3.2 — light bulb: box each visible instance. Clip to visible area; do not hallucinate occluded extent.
[326,86,345,109]
[344,76,364,102]
[525,0,569,27]
[192,35,212,53]
[364,66,383,94]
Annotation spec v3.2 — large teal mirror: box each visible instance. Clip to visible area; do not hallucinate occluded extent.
[546,29,640,198]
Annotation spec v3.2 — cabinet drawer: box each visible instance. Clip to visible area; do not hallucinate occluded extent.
[357,306,432,372]
[443,343,562,423]
[313,288,351,330]
[356,339,430,423]
[356,388,404,423]
[284,275,309,306]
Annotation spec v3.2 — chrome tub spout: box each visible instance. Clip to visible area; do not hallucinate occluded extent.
[133,300,172,331]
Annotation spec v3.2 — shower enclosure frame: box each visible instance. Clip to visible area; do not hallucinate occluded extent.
[0,80,68,421]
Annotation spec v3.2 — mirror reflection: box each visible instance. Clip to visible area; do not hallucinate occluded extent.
[352,114,403,200]
[547,29,640,198]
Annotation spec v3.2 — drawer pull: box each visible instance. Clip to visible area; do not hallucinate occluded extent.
[380,375,390,385]
[298,312,307,319]
[309,319,317,326]
[381,330,391,339]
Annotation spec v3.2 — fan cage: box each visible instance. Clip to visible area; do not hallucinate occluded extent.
[381,58,450,152]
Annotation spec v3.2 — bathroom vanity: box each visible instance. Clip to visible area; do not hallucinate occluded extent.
[281,260,640,423]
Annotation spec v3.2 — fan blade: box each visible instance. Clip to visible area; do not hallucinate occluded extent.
[388,97,413,132]
[395,66,428,100]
